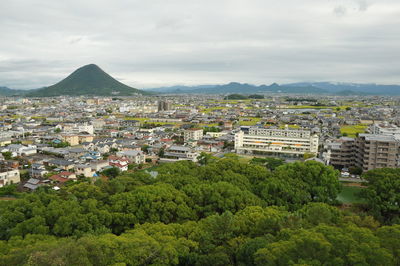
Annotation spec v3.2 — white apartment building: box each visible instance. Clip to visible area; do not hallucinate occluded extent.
[235,127,319,156]
[184,128,204,143]
[370,123,400,139]
[0,169,20,188]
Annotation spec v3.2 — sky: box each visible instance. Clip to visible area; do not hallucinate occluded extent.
[0,0,399,89]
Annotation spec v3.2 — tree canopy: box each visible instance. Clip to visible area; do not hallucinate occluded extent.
[0,158,398,265]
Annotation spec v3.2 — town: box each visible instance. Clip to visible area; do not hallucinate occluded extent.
[1,93,399,190]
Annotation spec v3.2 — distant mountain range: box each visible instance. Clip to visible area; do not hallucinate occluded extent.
[2,68,400,96]
[0,86,26,96]
[0,64,145,97]
[147,82,400,95]
[148,82,326,94]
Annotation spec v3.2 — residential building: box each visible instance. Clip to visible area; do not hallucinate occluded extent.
[323,137,355,169]
[108,156,129,171]
[0,169,20,188]
[158,100,171,112]
[184,128,203,143]
[235,127,319,156]
[61,134,79,146]
[6,144,37,156]
[355,134,399,171]
[75,164,95,177]
[117,150,146,164]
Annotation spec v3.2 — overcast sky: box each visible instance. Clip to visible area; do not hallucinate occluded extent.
[0,0,399,89]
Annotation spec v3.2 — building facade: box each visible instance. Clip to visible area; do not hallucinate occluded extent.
[355,134,399,171]
[0,169,20,188]
[235,127,319,156]
[324,134,400,171]
[184,128,204,143]
[158,101,171,112]
[323,137,355,169]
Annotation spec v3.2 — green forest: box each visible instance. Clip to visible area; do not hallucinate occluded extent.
[0,158,399,265]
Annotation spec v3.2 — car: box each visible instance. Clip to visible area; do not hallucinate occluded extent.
[341,172,350,177]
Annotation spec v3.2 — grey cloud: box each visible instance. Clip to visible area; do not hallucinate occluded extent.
[333,6,347,16]
[0,0,399,89]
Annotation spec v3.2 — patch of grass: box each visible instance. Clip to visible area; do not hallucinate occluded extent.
[238,117,262,126]
[337,185,366,204]
[340,124,368,137]
[124,117,149,122]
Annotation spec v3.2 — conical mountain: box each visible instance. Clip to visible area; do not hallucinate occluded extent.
[27,64,144,97]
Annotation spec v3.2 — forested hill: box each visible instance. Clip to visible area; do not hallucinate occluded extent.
[26,64,145,97]
[0,157,399,265]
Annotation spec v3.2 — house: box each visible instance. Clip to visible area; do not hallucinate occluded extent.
[108,156,129,171]
[49,174,69,184]
[47,159,75,170]
[59,171,77,180]
[29,163,49,178]
[90,160,110,172]
[163,145,199,162]
[0,169,20,188]
[117,150,146,164]
[75,164,95,177]
[23,178,42,191]
[6,144,37,156]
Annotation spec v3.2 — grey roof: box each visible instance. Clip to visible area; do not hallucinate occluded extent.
[24,183,39,190]
[26,178,40,184]
[359,134,397,142]
[48,159,74,166]
[168,145,191,152]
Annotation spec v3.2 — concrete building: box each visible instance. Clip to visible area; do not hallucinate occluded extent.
[235,127,319,156]
[323,137,355,169]
[325,134,400,172]
[0,169,20,188]
[184,128,203,143]
[158,100,171,112]
[355,134,399,171]
[370,123,400,138]
[61,135,79,146]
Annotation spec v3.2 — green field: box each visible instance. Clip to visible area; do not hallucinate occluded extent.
[238,117,262,126]
[340,125,368,137]
[337,185,366,204]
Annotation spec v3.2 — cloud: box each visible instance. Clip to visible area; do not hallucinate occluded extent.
[333,5,347,16]
[358,0,370,11]
[0,0,399,89]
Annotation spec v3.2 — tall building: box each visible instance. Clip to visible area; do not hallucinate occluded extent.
[235,127,319,156]
[324,134,400,171]
[158,100,171,112]
[355,134,399,171]
[324,137,356,169]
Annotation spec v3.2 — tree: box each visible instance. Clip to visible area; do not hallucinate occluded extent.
[141,145,150,153]
[259,161,341,210]
[250,157,284,171]
[360,168,400,224]
[2,151,12,160]
[349,166,363,175]
[101,167,121,179]
[158,147,165,158]
[197,152,217,165]
[303,152,315,160]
